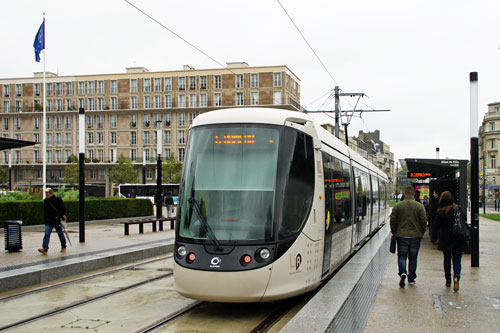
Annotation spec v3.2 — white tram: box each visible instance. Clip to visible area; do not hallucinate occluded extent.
[173,108,390,302]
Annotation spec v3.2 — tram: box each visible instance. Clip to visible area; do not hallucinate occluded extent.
[173,108,389,302]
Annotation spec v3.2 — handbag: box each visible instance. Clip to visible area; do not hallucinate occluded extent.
[452,207,470,241]
[389,235,397,253]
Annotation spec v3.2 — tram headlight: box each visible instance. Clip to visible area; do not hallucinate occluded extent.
[259,248,271,260]
[177,245,187,257]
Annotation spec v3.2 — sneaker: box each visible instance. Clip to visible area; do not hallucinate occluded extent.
[399,274,407,288]
[453,276,460,292]
[60,248,67,253]
[408,280,416,285]
[38,248,47,255]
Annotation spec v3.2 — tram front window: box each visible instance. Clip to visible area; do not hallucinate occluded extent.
[179,125,279,243]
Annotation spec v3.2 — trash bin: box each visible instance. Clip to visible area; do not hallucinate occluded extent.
[4,220,23,252]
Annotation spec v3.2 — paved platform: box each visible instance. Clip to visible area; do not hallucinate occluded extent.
[283,209,500,332]
[0,213,175,293]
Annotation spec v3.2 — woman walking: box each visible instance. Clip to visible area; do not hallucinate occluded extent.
[434,191,468,292]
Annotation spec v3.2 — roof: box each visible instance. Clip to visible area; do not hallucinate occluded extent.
[0,137,36,151]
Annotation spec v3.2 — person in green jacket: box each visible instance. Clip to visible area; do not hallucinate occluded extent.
[390,186,427,287]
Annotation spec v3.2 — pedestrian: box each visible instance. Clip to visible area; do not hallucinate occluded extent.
[38,188,67,255]
[164,192,174,217]
[390,185,428,287]
[434,191,467,292]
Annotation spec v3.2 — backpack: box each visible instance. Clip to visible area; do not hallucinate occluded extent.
[452,207,470,241]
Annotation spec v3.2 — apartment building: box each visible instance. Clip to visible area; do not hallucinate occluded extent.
[0,63,301,195]
[479,101,500,201]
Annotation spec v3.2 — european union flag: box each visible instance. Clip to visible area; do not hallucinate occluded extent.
[33,19,45,62]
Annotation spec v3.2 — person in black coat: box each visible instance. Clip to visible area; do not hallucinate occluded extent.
[38,188,67,255]
[434,191,467,292]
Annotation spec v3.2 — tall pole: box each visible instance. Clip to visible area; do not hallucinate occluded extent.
[42,13,47,198]
[334,86,340,138]
[8,152,12,191]
[396,161,399,202]
[142,157,146,184]
[78,107,85,243]
[470,72,479,267]
[156,123,162,219]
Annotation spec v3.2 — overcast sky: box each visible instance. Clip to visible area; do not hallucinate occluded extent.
[2,0,499,164]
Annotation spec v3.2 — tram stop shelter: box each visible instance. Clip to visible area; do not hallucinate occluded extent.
[401,158,468,208]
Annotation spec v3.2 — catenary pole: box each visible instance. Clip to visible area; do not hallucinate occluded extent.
[42,13,47,198]
[470,72,479,267]
[78,107,85,243]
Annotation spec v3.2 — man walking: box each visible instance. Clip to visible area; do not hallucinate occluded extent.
[38,188,67,255]
[390,186,427,287]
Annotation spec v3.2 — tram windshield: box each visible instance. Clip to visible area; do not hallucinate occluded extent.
[178,124,279,243]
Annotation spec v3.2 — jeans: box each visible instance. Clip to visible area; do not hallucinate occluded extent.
[397,237,422,282]
[42,224,66,251]
[443,250,462,277]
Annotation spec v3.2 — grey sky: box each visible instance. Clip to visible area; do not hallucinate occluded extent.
[2,0,499,163]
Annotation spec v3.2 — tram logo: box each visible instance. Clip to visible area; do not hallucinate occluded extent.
[296,254,302,270]
[210,257,221,268]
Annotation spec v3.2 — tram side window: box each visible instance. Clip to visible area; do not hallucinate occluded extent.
[322,152,352,233]
[278,130,315,240]
[354,168,369,224]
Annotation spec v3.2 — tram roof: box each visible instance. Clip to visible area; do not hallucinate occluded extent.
[192,108,312,127]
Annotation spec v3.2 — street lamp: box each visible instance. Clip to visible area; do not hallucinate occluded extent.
[78,107,85,243]
[155,120,162,219]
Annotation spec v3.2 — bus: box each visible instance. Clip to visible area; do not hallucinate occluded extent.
[118,183,180,204]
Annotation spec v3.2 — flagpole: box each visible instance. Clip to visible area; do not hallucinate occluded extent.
[42,13,47,198]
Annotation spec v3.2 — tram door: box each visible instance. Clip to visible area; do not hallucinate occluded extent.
[322,155,334,277]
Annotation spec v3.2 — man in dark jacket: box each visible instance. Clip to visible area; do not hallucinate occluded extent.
[38,188,67,255]
[390,186,428,287]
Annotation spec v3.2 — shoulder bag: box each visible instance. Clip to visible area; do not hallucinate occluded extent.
[452,207,470,241]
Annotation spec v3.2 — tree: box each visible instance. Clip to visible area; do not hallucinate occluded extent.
[64,154,79,187]
[162,155,183,184]
[110,155,138,184]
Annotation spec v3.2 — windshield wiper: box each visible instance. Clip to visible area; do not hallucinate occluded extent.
[188,197,220,248]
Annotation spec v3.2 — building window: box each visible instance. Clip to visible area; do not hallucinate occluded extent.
[273,91,282,105]
[130,114,137,128]
[178,148,185,162]
[78,82,85,95]
[35,83,41,96]
[200,76,207,89]
[154,95,161,108]
[111,97,118,110]
[491,155,496,169]
[214,93,222,106]
[46,117,52,129]
[56,133,62,146]
[34,117,40,129]
[189,76,196,90]
[130,149,137,161]
[251,74,259,88]
[144,148,150,161]
[236,74,244,88]
[146,168,153,179]
[110,132,117,145]
[274,73,282,87]
[110,80,117,94]
[56,82,62,95]
[3,101,9,113]
[98,97,104,110]
[236,92,244,105]
[97,80,104,94]
[491,122,496,131]
[3,85,9,97]
[178,77,186,90]
[130,131,137,145]
[200,94,207,107]
[189,112,195,125]
[34,150,40,162]
[491,139,497,149]
[97,149,104,162]
[131,96,137,109]
[66,99,73,111]
[189,94,196,108]
[251,92,259,105]
[15,84,22,96]
[34,133,40,145]
[15,117,21,130]
[46,83,53,96]
[144,114,151,128]
[214,75,222,89]
[87,132,94,145]
[47,100,53,111]
[65,82,73,95]
[164,77,172,91]
[164,113,171,126]
[99,168,106,180]
[110,115,117,128]
[164,130,171,144]
[144,78,151,92]
[15,100,22,112]
[2,118,8,130]
[179,94,186,108]
[78,98,85,109]
[87,98,95,111]
[56,150,62,163]
[144,131,151,145]
[154,78,162,92]
[130,79,138,93]
[144,96,151,109]
[109,149,116,163]
[178,130,185,144]
[88,81,95,94]
[165,95,172,108]
[65,133,71,146]
[55,116,62,129]
[178,113,185,127]
[97,132,104,145]
[86,115,94,129]
[46,133,52,146]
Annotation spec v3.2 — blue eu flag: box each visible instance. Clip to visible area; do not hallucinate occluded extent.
[33,19,45,62]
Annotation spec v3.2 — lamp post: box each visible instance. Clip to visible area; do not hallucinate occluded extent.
[469,72,479,267]
[78,107,85,243]
[155,120,162,219]
[142,156,146,184]
[8,151,11,191]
